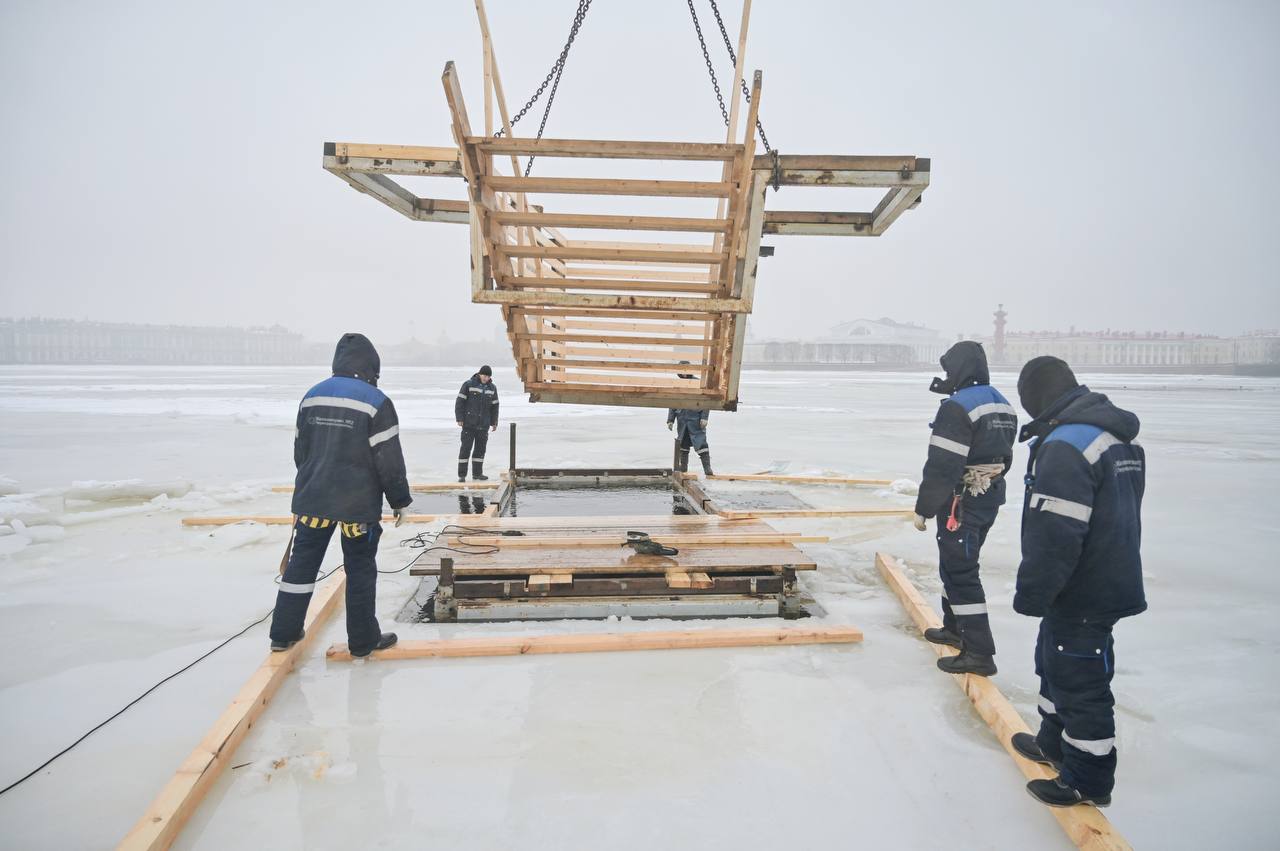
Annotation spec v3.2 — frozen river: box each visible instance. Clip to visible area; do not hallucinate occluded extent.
[0,365,1277,849]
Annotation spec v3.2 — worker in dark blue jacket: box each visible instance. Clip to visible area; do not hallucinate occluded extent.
[912,341,1018,676]
[1009,356,1146,809]
[269,333,412,658]
[455,365,499,482]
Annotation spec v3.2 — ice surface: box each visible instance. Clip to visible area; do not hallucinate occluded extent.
[0,365,1277,850]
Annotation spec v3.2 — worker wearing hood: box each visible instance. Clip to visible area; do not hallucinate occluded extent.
[1007,356,1146,809]
[912,341,1018,676]
[269,333,411,659]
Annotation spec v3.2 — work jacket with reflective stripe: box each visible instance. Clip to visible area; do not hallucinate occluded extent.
[455,374,499,429]
[1014,386,1147,621]
[292,375,412,523]
[915,383,1018,517]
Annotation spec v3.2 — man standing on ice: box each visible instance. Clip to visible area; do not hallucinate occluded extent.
[667,364,714,477]
[1009,356,1146,808]
[912,341,1017,676]
[455,365,499,483]
[269,333,412,658]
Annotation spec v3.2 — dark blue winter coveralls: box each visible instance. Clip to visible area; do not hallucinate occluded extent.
[1016,386,1146,797]
[455,374,499,480]
[269,334,411,656]
[667,408,711,474]
[915,343,1018,656]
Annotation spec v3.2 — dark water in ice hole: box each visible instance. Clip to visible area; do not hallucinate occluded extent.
[503,485,693,517]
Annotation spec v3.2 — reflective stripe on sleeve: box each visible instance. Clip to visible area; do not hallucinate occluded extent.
[929,435,970,456]
[1083,431,1121,464]
[950,602,988,616]
[279,581,315,594]
[1031,493,1092,522]
[1062,732,1115,756]
[300,396,378,417]
[1038,695,1057,714]
[369,424,399,447]
[968,402,1017,422]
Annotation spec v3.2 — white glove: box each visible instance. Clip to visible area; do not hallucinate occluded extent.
[912,514,927,532]
[667,421,673,431]
[699,420,708,429]
[393,507,408,528]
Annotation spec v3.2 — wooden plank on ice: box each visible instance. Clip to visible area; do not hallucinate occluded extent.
[181,514,455,527]
[716,508,914,520]
[707,473,895,486]
[118,573,346,851]
[875,553,1132,851]
[325,625,863,661]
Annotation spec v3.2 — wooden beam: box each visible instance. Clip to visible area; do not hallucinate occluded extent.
[443,533,829,548]
[665,570,693,589]
[871,185,926,235]
[498,276,721,294]
[331,142,460,163]
[689,571,714,589]
[527,389,730,410]
[484,175,735,198]
[762,210,875,236]
[875,553,1131,851]
[537,358,709,373]
[181,514,455,527]
[272,482,496,494]
[751,154,921,172]
[478,290,748,313]
[325,625,863,661]
[715,508,915,519]
[515,332,716,347]
[493,211,731,233]
[707,473,894,486]
[500,245,726,265]
[471,137,742,160]
[119,573,346,850]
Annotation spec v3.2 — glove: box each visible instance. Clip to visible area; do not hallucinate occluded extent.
[912,514,927,532]
[456,421,463,428]
[490,424,497,432]
[393,507,408,528]
[699,420,708,429]
[667,421,673,431]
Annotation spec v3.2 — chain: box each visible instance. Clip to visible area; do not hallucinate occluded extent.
[707,0,773,154]
[494,0,593,177]
[687,0,730,128]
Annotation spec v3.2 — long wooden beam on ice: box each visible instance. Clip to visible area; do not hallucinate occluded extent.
[705,473,895,486]
[181,514,456,527]
[716,508,913,520]
[443,532,828,548]
[271,482,497,494]
[875,553,1131,851]
[325,625,862,661]
[119,572,347,851]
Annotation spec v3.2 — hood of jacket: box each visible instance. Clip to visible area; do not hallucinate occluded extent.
[1019,384,1140,444]
[332,333,380,386]
[930,341,989,395]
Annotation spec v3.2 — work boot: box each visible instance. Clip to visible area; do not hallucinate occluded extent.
[924,627,963,649]
[458,475,466,483]
[1026,776,1111,808]
[472,459,487,480]
[351,632,399,658]
[699,450,713,477]
[676,449,689,473]
[270,629,304,653]
[936,650,997,676]
[1011,732,1062,770]
[473,473,489,481]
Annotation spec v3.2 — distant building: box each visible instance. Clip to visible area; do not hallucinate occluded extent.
[975,307,1280,372]
[745,318,946,366]
[0,318,313,365]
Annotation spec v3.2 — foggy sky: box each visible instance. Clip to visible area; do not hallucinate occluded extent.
[1,0,1277,346]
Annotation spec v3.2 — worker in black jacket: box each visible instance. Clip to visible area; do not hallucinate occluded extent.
[912,341,1018,676]
[667,408,713,476]
[1009,356,1146,809]
[455,365,499,482]
[269,333,412,658]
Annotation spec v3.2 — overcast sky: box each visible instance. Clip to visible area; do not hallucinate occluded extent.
[1,0,1277,345]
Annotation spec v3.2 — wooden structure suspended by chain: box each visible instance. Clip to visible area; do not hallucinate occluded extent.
[322,0,928,410]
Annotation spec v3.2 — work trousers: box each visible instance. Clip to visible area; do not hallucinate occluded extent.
[676,423,710,473]
[269,517,383,656]
[458,426,489,479]
[1034,617,1119,797]
[935,496,998,656]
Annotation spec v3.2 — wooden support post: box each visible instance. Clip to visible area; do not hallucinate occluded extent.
[119,573,346,850]
[875,553,1131,851]
[689,571,713,589]
[509,422,517,474]
[325,625,862,661]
